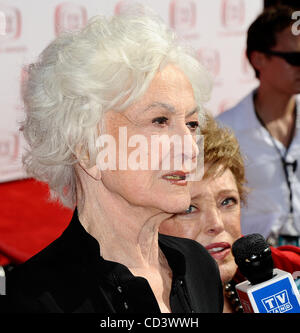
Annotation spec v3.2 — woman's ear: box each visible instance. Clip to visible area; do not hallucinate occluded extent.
[75,145,102,181]
[78,161,102,181]
[75,119,104,181]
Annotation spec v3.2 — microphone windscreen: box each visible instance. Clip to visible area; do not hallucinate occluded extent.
[232,234,274,284]
[232,233,268,264]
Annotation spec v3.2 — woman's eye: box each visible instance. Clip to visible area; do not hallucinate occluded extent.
[221,197,237,207]
[186,121,199,131]
[152,116,168,126]
[183,205,197,215]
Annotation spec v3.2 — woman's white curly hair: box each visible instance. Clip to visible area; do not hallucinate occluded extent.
[22,6,212,208]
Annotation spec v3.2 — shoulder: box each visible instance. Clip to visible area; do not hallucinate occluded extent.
[159,233,217,272]
[7,212,92,301]
[159,234,223,313]
[8,231,69,287]
[159,234,211,261]
[7,237,64,291]
[6,227,88,312]
[216,90,255,131]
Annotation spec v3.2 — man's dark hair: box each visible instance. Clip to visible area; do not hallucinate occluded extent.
[264,0,300,10]
[246,5,296,78]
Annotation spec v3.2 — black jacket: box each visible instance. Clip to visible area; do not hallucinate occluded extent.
[5,209,223,313]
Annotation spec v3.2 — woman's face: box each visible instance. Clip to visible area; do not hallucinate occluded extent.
[99,64,199,214]
[159,167,241,283]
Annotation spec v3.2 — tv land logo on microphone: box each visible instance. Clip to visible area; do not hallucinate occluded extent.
[169,0,196,31]
[262,289,293,313]
[55,3,87,36]
[0,4,21,41]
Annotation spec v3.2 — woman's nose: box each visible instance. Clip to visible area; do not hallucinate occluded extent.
[184,132,200,159]
[203,209,225,236]
[171,129,200,173]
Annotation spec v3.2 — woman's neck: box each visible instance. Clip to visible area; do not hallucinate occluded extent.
[76,172,173,312]
[76,173,172,271]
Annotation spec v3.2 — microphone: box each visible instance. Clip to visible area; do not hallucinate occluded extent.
[232,234,300,313]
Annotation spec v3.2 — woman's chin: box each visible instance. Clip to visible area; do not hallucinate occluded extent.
[157,191,191,214]
[218,261,237,285]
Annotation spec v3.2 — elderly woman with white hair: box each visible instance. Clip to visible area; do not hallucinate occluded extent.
[6,9,223,313]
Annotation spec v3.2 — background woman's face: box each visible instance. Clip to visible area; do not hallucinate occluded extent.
[160,168,241,283]
[99,64,200,213]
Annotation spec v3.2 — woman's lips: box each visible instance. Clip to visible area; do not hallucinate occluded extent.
[205,242,231,261]
[162,171,188,186]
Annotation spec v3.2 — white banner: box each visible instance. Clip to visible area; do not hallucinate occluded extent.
[0,0,263,182]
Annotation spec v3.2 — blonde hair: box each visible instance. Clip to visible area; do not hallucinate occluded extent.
[201,114,247,204]
[21,7,212,208]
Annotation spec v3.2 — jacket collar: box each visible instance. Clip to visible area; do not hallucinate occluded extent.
[61,208,187,285]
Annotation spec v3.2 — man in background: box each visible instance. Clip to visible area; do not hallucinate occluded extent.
[217,6,300,246]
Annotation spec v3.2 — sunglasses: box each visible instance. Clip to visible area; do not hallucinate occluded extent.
[263,50,300,66]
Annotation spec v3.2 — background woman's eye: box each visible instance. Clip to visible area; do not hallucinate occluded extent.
[186,121,199,131]
[221,197,237,207]
[184,205,197,214]
[152,116,168,126]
